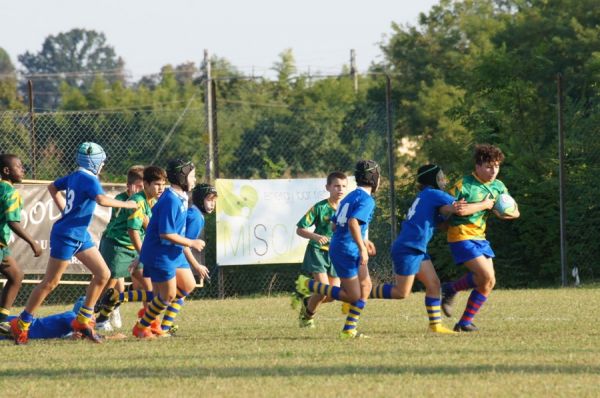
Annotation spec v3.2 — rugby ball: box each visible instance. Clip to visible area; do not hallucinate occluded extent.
[493,193,517,216]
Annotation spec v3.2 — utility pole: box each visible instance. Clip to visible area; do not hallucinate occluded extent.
[350,49,358,93]
[204,49,214,183]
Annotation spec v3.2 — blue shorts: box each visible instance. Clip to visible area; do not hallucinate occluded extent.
[50,233,95,260]
[177,262,190,269]
[449,240,495,265]
[392,247,430,276]
[143,264,176,283]
[329,250,360,279]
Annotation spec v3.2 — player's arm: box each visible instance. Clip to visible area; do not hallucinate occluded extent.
[183,247,210,280]
[453,195,495,216]
[160,233,206,252]
[296,227,329,245]
[128,229,143,253]
[348,218,369,267]
[8,221,42,257]
[96,194,138,210]
[48,183,66,212]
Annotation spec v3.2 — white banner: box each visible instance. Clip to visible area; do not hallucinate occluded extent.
[215,178,355,266]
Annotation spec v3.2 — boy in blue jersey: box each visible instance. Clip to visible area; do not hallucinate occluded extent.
[0,154,42,336]
[368,164,489,334]
[131,159,206,339]
[159,183,215,334]
[296,160,379,339]
[10,142,139,345]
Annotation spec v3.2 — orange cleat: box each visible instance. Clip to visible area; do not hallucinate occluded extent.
[10,318,29,345]
[132,323,156,339]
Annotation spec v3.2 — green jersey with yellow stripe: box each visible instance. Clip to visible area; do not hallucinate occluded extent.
[296,198,337,251]
[0,180,23,248]
[109,191,130,223]
[105,191,154,250]
[447,173,507,242]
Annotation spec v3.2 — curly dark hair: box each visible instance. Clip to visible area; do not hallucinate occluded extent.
[474,144,505,165]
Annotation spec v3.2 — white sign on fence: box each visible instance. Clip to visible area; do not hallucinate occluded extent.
[215,177,355,266]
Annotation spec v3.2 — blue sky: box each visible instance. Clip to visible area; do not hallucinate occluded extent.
[0,0,439,78]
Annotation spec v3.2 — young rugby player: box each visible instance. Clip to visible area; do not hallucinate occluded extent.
[0,154,42,336]
[95,166,166,331]
[159,183,215,334]
[441,144,520,332]
[131,159,205,339]
[369,164,490,334]
[10,142,138,344]
[296,160,379,339]
[291,171,347,328]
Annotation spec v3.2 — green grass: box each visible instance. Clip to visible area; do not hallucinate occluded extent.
[2,288,600,397]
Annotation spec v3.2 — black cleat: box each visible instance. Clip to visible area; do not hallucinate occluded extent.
[441,283,456,317]
[453,323,479,332]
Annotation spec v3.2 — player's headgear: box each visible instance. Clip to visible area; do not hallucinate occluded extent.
[417,164,446,190]
[192,183,218,214]
[76,142,106,175]
[166,159,195,192]
[355,160,380,190]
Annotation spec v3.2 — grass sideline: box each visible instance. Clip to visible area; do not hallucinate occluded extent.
[1,288,600,397]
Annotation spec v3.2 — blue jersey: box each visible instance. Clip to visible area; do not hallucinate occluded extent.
[140,188,188,268]
[51,169,104,241]
[393,187,455,253]
[329,188,375,258]
[185,205,205,240]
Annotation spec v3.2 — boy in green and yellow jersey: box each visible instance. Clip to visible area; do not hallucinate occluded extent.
[95,166,166,330]
[292,171,348,328]
[442,144,520,332]
[0,154,42,335]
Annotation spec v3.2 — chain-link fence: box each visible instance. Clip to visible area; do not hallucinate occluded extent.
[1,75,400,304]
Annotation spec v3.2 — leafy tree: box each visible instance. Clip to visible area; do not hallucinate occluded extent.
[18,29,125,110]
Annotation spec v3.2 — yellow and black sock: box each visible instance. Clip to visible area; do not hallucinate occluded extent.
[342,299,366,334]
[0,307,9,323]
[139,295,169,328]
[425,296,442,327]
[76,305,95,325]
[307,280,340,300]
[369,284,393,299]
[161,288,189,331]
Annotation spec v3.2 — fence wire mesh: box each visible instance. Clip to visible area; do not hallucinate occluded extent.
[1,79,399,304]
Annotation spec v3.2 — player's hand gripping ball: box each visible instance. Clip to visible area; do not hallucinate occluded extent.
[493,193,517,216]
[365,240,377,256]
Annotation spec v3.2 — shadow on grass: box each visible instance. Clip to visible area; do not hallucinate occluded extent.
[2,363,600,380]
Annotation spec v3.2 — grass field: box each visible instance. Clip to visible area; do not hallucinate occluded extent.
[2,288,600,397]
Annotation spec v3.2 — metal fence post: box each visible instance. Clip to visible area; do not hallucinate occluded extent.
[557,73,567,287]
[28,80,37,179]
[385,75,397,241]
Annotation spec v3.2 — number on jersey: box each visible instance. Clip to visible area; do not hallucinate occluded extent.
[64,189,75,214]
[406,198,420,220]
[336,203,350,227]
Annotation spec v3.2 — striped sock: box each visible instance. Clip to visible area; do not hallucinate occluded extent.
[119,290,153,303]
[307,280,340,300]
[342,299,366,333]
[458,290,488,326]
[76,305,95,325]
[18,310,34,331]
[138,295,169,328]
[369,284,393,299]
[161,288,189,331]
[425,296,442,327]
[448,272,476,294]
[0,307,9,322]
